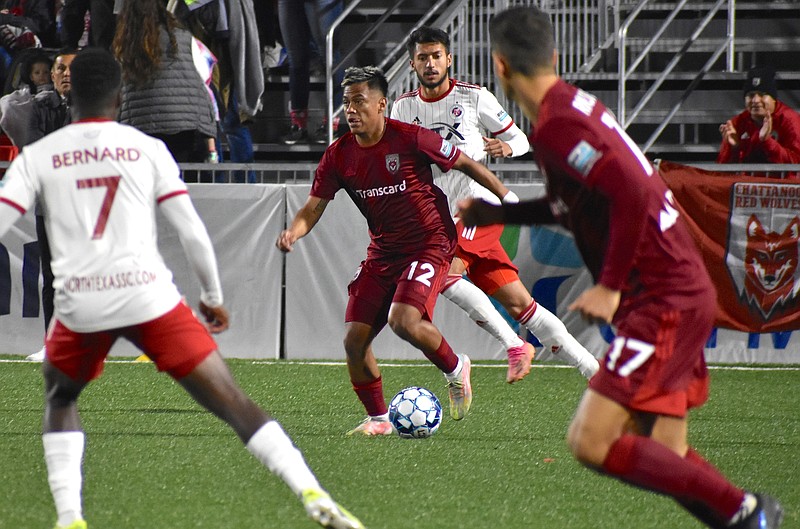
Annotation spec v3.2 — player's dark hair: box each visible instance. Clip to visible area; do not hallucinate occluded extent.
[489,7,556,76]
[406,26,450,58]
[70,47,122,114]
[341,66,388,96]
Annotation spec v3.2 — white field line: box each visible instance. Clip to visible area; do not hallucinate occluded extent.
[2,358,798,371]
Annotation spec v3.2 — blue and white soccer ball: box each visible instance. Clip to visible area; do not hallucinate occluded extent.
[388,386,442,439]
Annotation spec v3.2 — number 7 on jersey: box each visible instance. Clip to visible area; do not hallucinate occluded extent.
[76,176,121,239]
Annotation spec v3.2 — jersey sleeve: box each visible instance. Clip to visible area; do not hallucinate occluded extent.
[151,138,188,201]
[0,151,37,215]
[478,88,530,157]
[416,126,460,173]
[310,145,341,200]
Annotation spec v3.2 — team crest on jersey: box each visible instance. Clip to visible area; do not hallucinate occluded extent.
[450,104,464,119]
[567,140,602,177]
[439,139,455,158]
[385,153,400,174]
[725,182,800,320]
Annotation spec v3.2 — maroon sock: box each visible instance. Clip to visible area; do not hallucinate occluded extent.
[603,434,744,521]
[422,336,459,373]
[352,377,387,416]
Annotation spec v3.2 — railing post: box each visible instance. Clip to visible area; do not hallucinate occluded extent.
[726,0,736,72]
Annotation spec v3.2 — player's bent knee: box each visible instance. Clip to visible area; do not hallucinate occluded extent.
[566,420,610,467]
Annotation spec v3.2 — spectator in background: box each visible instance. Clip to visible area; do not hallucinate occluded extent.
[718,66,800,178]
[278,0,344,144]
[59,0,115,49]
[112,0,216,173]
[0,50,51,148]
[6,48,76,362]
[172,0,262,183]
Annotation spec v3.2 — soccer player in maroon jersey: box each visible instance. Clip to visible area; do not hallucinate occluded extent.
[277,65,516,435]
[458,7,783,529]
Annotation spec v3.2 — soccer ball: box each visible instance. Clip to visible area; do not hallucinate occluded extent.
[388,386,442,439]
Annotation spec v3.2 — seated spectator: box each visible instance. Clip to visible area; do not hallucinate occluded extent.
[0,50,52,146]
[717,66,800,178]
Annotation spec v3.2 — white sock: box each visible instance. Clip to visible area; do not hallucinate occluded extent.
[370,413,389,422]
[521,303,599,378]
[442,278,524,350]
[246,421,321,497]
[43,431,85,527]
[444,355,463,382]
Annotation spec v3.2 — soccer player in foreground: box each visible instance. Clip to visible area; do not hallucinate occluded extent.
[0,48,364,529]
[277,66,516,435]
[458,7,783,529]
[391,26,599,382]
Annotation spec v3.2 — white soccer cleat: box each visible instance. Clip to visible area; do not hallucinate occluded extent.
[25,346,46,362]
[346,417,394,436]
[302,488,365,529]
[447,354,472,420]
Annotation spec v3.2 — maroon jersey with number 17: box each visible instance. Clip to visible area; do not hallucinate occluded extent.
[312,117,459,259]
[530,79,714,319]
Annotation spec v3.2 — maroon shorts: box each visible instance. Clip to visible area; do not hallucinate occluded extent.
[345,248,451,329]
[46,301,218,382]
[455,219,519,295]
[588,297,715,417]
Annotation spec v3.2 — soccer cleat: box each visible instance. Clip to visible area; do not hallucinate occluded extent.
[345,417,394,436]
[730,494,783,529]
[447,354,472,420]
[54,520,87,529]
[25,346,45,362]
[302,488,365,529]
[506,342,535,384]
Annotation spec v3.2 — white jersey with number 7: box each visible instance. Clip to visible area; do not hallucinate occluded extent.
[0,120,203,332]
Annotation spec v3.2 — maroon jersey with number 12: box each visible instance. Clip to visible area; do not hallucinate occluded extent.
[312,118,459,258]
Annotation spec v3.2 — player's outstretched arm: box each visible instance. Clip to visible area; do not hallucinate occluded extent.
[276,196,329,252]
[159,193,224,311]
[457,197,505,227]
[451,151,513,202]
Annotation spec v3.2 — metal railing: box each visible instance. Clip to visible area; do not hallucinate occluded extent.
[618,0,736,151]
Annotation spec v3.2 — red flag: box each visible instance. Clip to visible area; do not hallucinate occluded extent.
[659,161,800,332]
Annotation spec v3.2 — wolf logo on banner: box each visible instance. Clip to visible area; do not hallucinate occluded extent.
[726,182,800,319]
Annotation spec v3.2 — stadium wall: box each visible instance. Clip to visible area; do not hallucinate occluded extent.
[0,184,797,363]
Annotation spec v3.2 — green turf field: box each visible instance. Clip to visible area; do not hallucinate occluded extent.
[2,357,797,529]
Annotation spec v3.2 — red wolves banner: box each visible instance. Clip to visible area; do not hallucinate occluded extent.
[659,161,800,332]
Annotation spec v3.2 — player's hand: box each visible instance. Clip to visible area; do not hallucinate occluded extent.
[759,111,773,141]
[457,197,505,227]
[719,120,739,148]
[482,136,512,158]
[199,302,229,333]
[568,284,621,324]
[276,230,296,252]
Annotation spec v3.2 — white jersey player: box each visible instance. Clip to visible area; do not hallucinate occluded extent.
[392,27,599,382]
[0,48,364,529]
[392,79,529,214]
[0,121,218,332]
